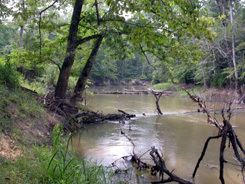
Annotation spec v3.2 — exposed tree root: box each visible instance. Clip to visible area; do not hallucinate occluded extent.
[39,92,136,132]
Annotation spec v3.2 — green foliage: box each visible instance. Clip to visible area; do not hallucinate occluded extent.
[9,49,41,71]
[153,82,174,90]
[0,58,19,88]
[0,24,16,52]
[47,125,107,184]
[0,85,43,132]
[0,148,50,184]
[210,72,228,88]
[1,0,244,94]
[0,125,108,184]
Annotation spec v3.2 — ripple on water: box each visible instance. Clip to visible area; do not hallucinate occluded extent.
[71,94,245,184]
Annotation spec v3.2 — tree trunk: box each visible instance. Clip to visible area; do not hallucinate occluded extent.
[151,90,163,115]
[19,26,24,48]
[54,0,84,99]
[201,59,208,89]
[229,0,239,96]
[19,0,25,48]
[71,35,103,104]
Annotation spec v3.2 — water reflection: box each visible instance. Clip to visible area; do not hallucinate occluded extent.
[71,94,245,184]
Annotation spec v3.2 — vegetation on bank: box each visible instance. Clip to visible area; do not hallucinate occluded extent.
[0,0,244,183]
[0,125,108,184]
[0,84,109,184]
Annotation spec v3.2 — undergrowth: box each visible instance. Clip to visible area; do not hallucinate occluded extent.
[153,82,174,90]
[0,125,108,184]
[0,85,43,132]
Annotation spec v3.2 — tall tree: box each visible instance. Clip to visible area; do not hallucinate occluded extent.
[229,0,239,95]
[71,35,103,103]
[55,0,84,99]
[56,0,215,102]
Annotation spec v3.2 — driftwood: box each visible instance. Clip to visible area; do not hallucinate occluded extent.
[151,90,163,115]
[238,94,245,104]
[63,110,136,132]
[40,92,136,132]
[94,89,150,95]
[119,130,193,184]
[75,109,135,122]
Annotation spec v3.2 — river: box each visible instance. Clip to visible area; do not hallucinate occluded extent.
[71,94,245,184]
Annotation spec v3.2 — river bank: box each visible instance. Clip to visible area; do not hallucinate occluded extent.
[90,82,245,104]
[0,85,109,184]
[0,84,244,184]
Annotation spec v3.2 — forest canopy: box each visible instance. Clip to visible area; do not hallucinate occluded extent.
[0,0,244,99]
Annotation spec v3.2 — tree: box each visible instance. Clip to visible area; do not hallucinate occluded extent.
[68,0,215,103]
[71,35,103,103]
[54,0,84,99]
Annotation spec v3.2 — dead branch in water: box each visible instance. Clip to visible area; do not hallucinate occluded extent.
[151,90,173,115]
[115,90,244,184]
[185,89,245,184]
[150,147,192,184]
[120,130,193,184]
[151,90,163,115]
[40,92,136,132]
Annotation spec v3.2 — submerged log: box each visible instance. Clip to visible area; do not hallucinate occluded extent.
[75,109,135,122]
[93,89,150,95]
[64,109,136,132]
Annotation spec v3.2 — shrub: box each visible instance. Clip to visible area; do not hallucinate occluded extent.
[0,58,19,88]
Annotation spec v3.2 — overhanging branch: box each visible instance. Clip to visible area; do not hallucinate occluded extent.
[75,34,102,47]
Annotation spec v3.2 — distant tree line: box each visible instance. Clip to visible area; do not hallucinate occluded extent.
[0,0,244,102]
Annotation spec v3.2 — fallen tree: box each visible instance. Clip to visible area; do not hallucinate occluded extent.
[40,92,136,132]
[117,130,193,184]
[185,90,245,184]
[112,90,244,184]
[63,109,135,132]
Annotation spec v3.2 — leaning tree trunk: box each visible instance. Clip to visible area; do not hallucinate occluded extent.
[71,35,103,104]
[54,0,84,99]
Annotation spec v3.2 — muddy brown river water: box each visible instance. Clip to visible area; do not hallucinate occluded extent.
[71,94,245,184]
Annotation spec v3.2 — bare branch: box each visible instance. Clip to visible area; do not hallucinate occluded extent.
[94,0,101,26]
[192,134,222,178]
[139,44,156,70]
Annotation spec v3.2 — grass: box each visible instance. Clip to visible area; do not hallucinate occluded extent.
[152,82,205,97]
[0,85,111,184]
[0,85,43,132]
[153,82,174,90]
[0,125,109,184]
